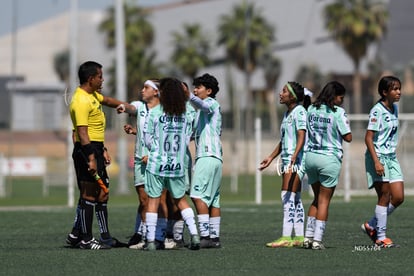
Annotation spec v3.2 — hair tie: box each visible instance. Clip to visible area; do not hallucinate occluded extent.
[286,83,297,99]
[304,88,313,97]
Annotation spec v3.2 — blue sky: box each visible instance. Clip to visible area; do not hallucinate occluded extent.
[0,0,178,36]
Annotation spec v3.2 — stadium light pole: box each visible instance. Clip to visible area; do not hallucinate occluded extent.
[7,0,19,194]
[115,0,128,194]
[67,0,78,208]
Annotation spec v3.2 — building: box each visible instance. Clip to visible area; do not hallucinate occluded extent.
[0,0,412,131]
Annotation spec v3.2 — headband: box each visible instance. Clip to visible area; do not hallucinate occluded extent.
[286,83,297,99]
[144,80,158,91]
[304,88,313,97]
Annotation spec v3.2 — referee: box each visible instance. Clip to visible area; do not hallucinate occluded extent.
[66,61,127,250]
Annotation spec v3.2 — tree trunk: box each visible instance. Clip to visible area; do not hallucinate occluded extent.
[352,65,362,114]
[266,89,279,135]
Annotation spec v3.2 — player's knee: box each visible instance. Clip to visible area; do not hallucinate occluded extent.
[392,196,404,207]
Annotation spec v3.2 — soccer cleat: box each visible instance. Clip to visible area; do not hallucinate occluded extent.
[143,241,157,251]
[265,236,293,248]
[164,238,179,249]
[143,239,165,251]
[375,238,400,248]
[173,238,186,248]
[361,222,377,243]
[66,233,81,248]
[100,237,128,248]
[79,238,111,250]
[311,240,325,250]
[200,237,212,248]
[189,235,200,250]
[291,236,304,247]
[127,233,142,247]
[303,237,313,249]
[129,241,145,249]
[210,237,221,248]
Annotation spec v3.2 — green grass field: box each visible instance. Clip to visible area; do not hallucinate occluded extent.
[1,176,413,275]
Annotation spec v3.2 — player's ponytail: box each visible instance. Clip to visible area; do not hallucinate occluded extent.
[287,81,312,109]
[303,88,313,110]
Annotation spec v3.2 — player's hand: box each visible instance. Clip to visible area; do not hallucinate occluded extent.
[142,155,148,164]
[259,157,271,171]
[116,103,126,113]
[123,124,136,135]
[374,161,385,176]
[103,150,111,166]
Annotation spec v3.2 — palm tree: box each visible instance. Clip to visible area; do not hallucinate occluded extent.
[366,54,385,105]
[99,4,159,101]
[218,1,275,191]
[170,23,211,81]
[218,1,275,133]
[295,64,324,94]
[324,0,388,114]
[260,51,281,135]
[53,49,70,84]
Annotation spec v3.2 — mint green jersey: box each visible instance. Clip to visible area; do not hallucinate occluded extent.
[131,101,149,159]
[280,105,307,161]
[186,102,196,145]
[306,104,351,160]
[193,97,222,161]
[143,105,191,177]
[366,101,399,156]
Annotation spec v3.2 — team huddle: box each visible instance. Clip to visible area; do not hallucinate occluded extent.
[64,60,404,251]
[66,61,222,250]
[260,76,404,250]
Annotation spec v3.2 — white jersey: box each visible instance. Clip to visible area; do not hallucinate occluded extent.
[143,105,191,177]
[366,101,399,156]
[280,105,307,161]
[130,101,149,159]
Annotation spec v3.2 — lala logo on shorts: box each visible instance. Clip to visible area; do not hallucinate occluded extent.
[159,162,182,172]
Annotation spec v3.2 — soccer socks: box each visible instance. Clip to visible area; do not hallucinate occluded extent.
[198,214,210,238]
[196,214,220,239]
[305,216,316,238]
[139,222,146,239]
[79,199,95,241]
[210,216,221,239]
[313,220,326,242]
[375,205,388,241]
[181,208,198,236]
[95,202,111,240]
[281,191,295,237]
[155,217,167,241]
[387,203,396,215]
[134,212,142,233]
[146,212,158,242]
[294,192,304,237]
[70,200,81,237]
[173,220,185,241]
[368,203,396,230]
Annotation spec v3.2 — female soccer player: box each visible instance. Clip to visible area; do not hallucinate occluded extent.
[189,73,223,248]
[143,77,200,251]
[259,82,311,248]
[303,81,352,250]
[361,75,404,248]
[117,79,161,249]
